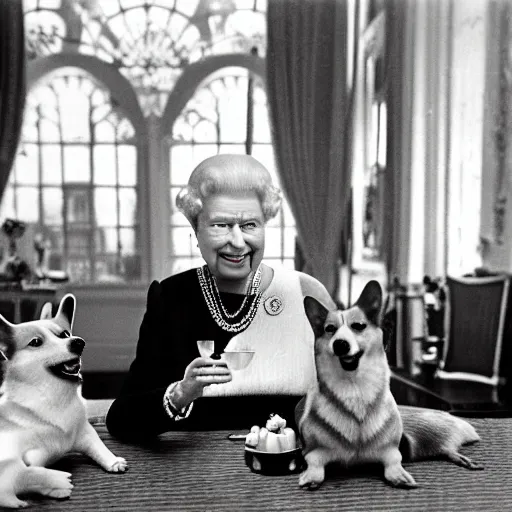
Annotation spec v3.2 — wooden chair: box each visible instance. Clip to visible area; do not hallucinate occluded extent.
[437,275,510,387]
[391,274,512,416]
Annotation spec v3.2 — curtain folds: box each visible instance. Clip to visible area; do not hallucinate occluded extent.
[266,0,355,296]
[0,0,26,201]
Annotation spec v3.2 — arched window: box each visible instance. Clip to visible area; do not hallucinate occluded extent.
[7,0,295,285]
[0,67,140,283]
[169,66,296,274]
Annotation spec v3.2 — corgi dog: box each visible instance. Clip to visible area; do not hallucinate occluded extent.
[0,294,127,508]
[298,280,481,490]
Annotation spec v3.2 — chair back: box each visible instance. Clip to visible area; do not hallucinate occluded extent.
[438,275,510,385]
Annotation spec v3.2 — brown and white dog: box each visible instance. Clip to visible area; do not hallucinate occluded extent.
[298,280,481,490]
[0,294,127,508]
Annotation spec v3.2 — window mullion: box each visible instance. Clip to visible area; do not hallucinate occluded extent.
[89,99,96,283]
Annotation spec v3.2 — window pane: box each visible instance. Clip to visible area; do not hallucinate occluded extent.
[16,144,39,185]
[38,118,61,143]
[192,144,219,167]
[0,187,15,220]
[119,187,137,226]
[95,188,118,226]
[118,145,137,185]
[219,144,245,154]
[218,96,247,144]
[94,146,116,185]
[282,199,296,226]
[95,120,116,142]
[284,227,297,257]
[60,94,90,143]
[46,226,64,270]
[16,187,39,222]
[68,230,90,252]
[194,120,217,142]
[42,187,63,225]
[253,83,271,143]
[41,144,62,184]
[120,227,135,255]
[97,227,118,254]
[170,145,194,184]
[64,146,90,182]
[264,227,281,258]
[171,226,201,256]
[65,187,89,223]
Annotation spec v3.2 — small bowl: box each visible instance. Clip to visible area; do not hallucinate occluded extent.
[196,341,254,371]
[222,350,255,370]
[244,446,304,475]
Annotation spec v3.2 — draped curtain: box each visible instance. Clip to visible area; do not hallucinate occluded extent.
[266,0,356,296]
[382,0,407,282]
[0,0,26,202]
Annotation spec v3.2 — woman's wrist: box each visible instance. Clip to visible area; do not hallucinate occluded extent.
[169,381,190,410]
[163,381,194,421]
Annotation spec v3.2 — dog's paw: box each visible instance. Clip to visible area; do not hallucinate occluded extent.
[45,486,73,500]
[298,467,325,490]
[384,464,417,489]
[108,457,128,473]
[447,452,484,470]
[40,471,74,499]
[0,497,29,509]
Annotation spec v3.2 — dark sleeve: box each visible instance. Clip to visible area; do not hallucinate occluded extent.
[106,280,180,441]
[106,275,305,439]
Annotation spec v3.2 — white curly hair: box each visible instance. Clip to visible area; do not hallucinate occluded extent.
[176,154,282,229]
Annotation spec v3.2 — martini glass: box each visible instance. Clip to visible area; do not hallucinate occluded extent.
[196,340,255,370]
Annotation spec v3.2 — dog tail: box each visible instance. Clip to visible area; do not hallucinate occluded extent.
[399,405,480,463]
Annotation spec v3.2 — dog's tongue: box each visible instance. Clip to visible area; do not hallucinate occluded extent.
[64,360,81,374]
[339,350,364,372]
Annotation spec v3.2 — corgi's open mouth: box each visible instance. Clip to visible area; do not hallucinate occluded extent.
[339,350,364,371]
[49,357,82,382]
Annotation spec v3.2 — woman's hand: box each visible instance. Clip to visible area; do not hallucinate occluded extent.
[171,357,232,409]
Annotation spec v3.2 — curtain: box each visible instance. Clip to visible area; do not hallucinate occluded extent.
[266,0,356,296]
[0,0,26,202]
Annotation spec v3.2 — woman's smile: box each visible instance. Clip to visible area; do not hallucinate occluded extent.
[220,252,251,264]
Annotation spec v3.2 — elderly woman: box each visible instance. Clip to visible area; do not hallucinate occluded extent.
[106,154,334,441]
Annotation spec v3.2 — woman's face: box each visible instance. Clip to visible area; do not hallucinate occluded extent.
[196,191,265,287]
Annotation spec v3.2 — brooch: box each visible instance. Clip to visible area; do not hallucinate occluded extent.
[264,295,284,316]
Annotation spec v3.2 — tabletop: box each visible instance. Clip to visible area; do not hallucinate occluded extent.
[12,417,512,512]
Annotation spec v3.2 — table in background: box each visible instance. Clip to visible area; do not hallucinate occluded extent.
[20,418,512,512]
[0,284,64,323]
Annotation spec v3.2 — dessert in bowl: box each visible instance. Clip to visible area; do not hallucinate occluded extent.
[244,414,303,475]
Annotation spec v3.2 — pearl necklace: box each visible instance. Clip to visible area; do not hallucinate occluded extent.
[197,264,263,333]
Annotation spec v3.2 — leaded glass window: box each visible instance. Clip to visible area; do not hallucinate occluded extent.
[14,0,297,284]
[0,67,140,283]
[24,0,267,116]
[169,66,296,275]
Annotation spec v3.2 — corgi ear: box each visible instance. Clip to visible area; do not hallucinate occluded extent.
[355,280,382,325]
[39,302,54,320]
[54,294,76,331]
[0,314,15,360]
[304,296,329,338]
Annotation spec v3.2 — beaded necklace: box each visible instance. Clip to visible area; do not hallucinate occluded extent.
[197,264,263,333]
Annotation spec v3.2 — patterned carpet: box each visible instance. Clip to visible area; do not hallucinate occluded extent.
[22,416,512,512]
